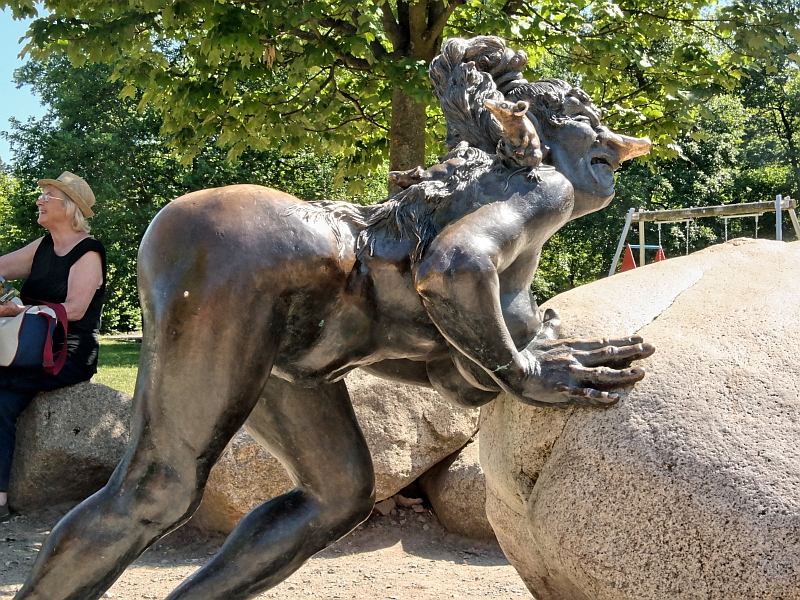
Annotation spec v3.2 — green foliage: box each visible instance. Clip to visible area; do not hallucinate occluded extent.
[2,0,797,177]
[4,56,385,331]
[0,172,22,255]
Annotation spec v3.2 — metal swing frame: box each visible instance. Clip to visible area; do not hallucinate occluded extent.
[609,195,800,276]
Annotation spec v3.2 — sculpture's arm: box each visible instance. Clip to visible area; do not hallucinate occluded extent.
[414,219,653,407]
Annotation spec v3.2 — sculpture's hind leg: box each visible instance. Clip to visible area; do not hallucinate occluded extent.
[15,289,280,600]
[166,376,375,600]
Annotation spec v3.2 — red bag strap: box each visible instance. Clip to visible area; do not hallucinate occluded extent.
[27,300,69,376]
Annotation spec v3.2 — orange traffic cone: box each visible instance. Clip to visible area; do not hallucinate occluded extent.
[654,246,666,262]
[620,244,637,272]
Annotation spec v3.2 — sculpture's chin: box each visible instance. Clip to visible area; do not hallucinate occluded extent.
[571,188,616,219]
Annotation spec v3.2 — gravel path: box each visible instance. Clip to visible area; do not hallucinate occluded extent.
[1,503,533,599]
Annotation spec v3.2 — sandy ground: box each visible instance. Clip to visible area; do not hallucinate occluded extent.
[0,503,533,599]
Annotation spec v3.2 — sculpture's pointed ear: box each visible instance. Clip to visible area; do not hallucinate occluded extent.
[514,101,529,116]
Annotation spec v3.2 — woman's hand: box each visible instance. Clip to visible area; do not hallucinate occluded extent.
[0,302,26,318]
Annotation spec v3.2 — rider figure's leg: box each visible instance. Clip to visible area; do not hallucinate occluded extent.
[165,376,375,600]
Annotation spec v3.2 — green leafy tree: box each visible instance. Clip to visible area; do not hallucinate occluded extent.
[3,0,797,186]
[4,55,385,331]
[0,171,22,255]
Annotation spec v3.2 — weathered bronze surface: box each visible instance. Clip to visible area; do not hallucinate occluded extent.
[15,36,654,600]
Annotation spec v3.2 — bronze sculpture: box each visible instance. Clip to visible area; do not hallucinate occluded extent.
[15,36,654,600]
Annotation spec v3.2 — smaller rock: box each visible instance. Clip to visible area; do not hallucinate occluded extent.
[347,369,479,500]
[188,429,293,534]
[393,494,422,508]
[419,436,494,539]
[374,498,396,516]
[9,382,132,512]
[412,505,425,513]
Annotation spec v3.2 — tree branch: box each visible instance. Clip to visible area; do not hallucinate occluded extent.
[424,0,465,43]
[274,67,337,118]
[502,0,526,17]
[380,2,404,48]
[407,0,428,53]
[336,87,391,132]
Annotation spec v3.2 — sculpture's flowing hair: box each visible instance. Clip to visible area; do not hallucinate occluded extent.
[430,38,508,152]
[288,37,600,265]
[287,144,495,264]
[431,36,601,137]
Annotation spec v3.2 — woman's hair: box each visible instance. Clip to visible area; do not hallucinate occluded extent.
[62,196,91,233]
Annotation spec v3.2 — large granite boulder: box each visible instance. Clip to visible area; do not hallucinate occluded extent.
[347,369,479,500]
[189,429,294,533]
[9,382,132,511]
[192,368,479,533]
[481,239,800,600]
[420,435,494,539]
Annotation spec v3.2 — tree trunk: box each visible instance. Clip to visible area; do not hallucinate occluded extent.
[389,88,427,175]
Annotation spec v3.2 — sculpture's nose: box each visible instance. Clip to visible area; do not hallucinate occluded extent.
[597,127,652,163]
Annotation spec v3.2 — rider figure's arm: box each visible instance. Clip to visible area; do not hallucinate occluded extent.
[414,203,652,407]
[415,223,536,403]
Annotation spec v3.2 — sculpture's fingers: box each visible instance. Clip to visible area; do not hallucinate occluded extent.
[575,343,655,367]
[555,384,619,406]
[568,336,648,351]
[569,365,645,385]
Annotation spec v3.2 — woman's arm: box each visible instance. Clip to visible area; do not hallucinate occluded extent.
[63,251,103,321]
[0,237,43,281]
[0,238,43,317]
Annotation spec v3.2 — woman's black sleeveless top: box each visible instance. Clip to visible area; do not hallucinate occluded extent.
[21,234,107,376]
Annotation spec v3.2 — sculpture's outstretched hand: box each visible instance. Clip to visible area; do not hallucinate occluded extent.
[517,335,655,407]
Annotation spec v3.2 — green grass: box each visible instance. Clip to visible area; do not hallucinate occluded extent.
[93,338,141,396]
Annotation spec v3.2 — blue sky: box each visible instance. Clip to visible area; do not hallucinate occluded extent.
[0,10,47,165]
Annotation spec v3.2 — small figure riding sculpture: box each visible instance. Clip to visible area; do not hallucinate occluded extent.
[16,36,653,600]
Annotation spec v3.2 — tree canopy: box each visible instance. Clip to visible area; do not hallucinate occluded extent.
[3,0,798,188]
[1,55,385,331]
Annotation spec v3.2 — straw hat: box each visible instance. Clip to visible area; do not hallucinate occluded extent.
[38,171,96,218]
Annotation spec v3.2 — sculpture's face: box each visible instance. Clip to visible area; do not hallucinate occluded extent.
[541,95,651,212]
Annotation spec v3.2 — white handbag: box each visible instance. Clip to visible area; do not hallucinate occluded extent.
[0,298,68,374]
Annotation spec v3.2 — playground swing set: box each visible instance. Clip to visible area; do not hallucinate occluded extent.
[609,195,800,276]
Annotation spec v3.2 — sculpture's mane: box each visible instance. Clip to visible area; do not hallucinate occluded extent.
[288,144,496,264]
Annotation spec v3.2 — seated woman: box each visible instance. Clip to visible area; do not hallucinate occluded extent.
[0,171,105,521]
